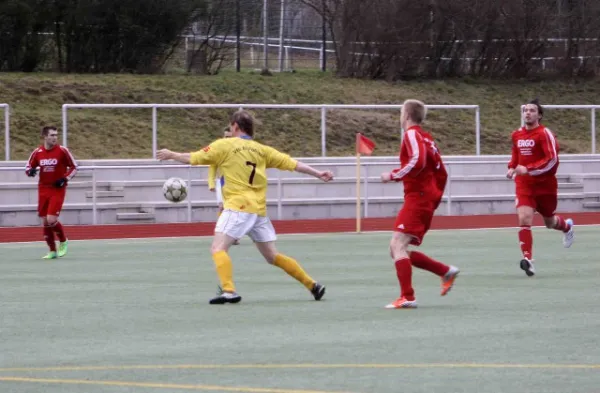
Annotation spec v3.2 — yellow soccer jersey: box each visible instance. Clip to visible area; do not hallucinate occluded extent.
[190,137,298,216]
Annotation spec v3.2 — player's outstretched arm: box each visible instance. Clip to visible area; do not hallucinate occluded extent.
[157,149,192,164]
[208,165,217,191]
[295,162,333,182]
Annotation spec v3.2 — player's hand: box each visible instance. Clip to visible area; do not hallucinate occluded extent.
[506,168,515,179]
[26,168,37,177]
[381,172,392,183]
[318,171,334,182]
[157,149,174,161]
[209,188,215,192]
[515,165,528,176]
[54,178,66,188]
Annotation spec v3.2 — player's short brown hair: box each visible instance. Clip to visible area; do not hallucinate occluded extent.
[527,98,544,120]
[402,99,427,124]
[41,126,57,137]
[230,110,254,137]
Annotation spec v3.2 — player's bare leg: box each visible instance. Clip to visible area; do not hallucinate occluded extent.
[41,216,57,260]
[385,232,418,309]
[543,215,574,248]
[47,214,68,257]
[255,241,325,300]
[209,232,242,304]
[517,206,535,276]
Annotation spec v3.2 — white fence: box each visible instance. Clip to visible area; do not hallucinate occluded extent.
[1,104,9,161]
[520,104,598,154]
[61,103,481,158]
[3,103,600,161]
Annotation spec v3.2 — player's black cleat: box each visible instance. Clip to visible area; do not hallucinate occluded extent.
[311,282,326,301]
[520,258,535,277]
[209,288,242,305]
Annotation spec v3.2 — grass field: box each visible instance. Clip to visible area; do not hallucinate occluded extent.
[1,71,600,159]
[1,227,599,393]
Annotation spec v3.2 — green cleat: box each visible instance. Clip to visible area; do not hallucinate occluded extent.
[42,251,57,260]
[58,240,68,257]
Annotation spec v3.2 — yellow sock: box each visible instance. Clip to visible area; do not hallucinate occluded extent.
[212,251,235,292]
[273,254,315,290]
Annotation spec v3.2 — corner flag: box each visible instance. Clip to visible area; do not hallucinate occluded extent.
[355,133,375,233]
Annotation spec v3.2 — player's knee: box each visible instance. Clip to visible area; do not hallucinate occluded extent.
[210,243,225,254]
[46,216,58,226]
[518,212,533,226]
[543,216,555,228]
[261,247,278,264]
[389,239,408,260]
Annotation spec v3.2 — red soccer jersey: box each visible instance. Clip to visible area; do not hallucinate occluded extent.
[508,124,559,185]
[390,125,448,203]
[26,145,78,188]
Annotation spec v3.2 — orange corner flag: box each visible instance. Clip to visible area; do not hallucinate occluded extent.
[356,133,375,155]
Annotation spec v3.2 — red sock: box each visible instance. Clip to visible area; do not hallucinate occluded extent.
[44,226,56,252]
[409,251,450,277]
[553,216,571,233]
[52,221,67,242]
[518,225,532,260]
[394,258,415,300]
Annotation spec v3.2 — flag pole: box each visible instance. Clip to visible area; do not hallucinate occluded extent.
[356,133,361,233]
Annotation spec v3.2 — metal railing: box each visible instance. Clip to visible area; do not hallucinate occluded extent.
[3,103,600,161]
[4,158,600,226]
[6,158,590,225]
[1,104,9,161]
[520,104,599,154]
[61,103,481,158]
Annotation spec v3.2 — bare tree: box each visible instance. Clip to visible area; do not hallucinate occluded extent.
[187,0,236,74]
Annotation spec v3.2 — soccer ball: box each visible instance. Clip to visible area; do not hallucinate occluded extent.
[163,177,188,203]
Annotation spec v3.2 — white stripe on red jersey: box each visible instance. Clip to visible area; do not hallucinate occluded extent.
[528,128,557,176]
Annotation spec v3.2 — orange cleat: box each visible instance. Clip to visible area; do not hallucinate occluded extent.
[441,266,460,296]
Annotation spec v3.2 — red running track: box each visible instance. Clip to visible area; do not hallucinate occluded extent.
[1,212,599,243]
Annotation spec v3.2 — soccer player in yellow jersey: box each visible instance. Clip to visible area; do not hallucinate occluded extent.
[207,127,232,212]
[208,127,240,245]
[157,110,334,305]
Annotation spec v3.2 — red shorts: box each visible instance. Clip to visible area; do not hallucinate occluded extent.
[516,193,557,218]
[38,187,66,217]
[394,196,437,246]
[515,180,558,218]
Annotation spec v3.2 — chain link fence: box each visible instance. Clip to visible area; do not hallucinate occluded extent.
[178,0,332,74]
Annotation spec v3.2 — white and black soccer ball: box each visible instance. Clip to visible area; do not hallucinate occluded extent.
[163,177,188,203]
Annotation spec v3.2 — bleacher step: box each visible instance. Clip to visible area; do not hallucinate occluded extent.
[116,212,155,221]
[85,190,125,198]
[583,201,600,209]
[558,182,583,189]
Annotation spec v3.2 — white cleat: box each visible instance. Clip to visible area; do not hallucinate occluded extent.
[384,297,418,309]
[520,258,535,277]
[563,218,574,248]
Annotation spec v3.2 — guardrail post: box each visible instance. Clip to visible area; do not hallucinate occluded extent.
[592,108,596,154]
[475,106,481,155]
[321,107,327,157]
[446,163,452,216]
[363,165,369,218]
[92,168,97,225]
[187,166,192,223]
[4,105,9,161]
[152,106,158,159]
[62,105,68,148]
